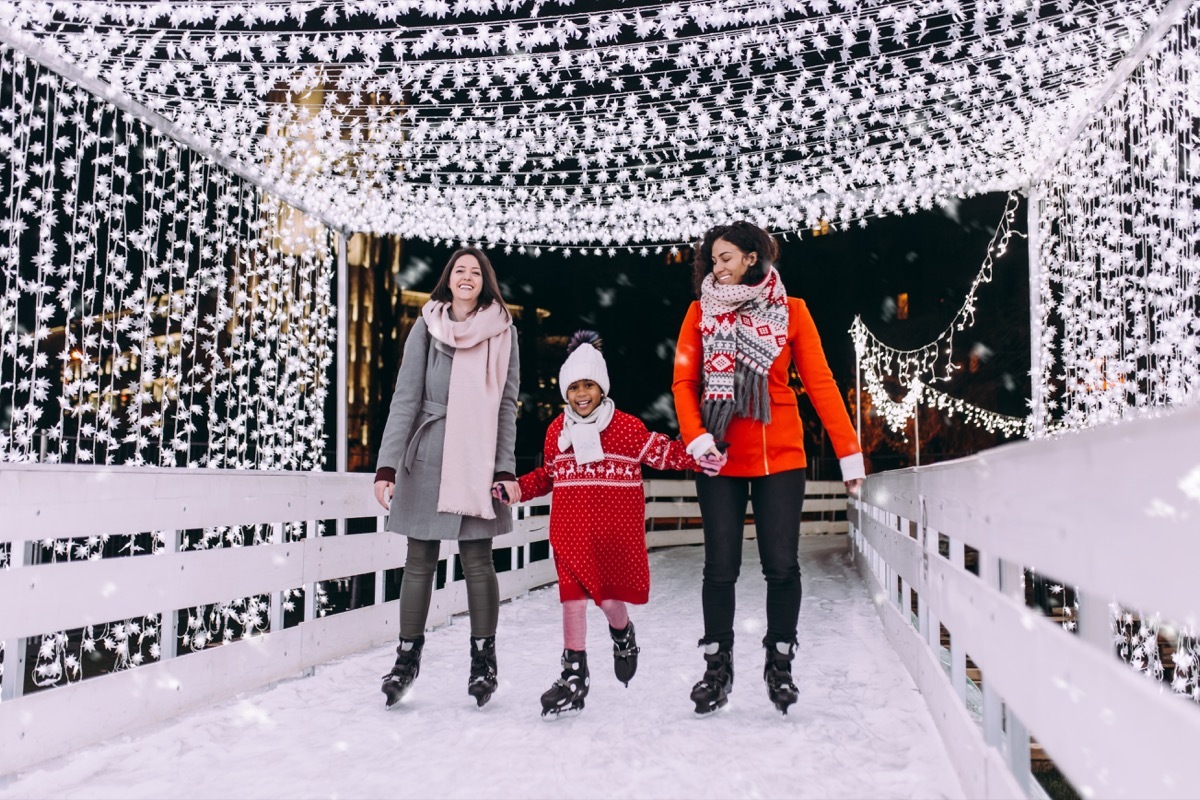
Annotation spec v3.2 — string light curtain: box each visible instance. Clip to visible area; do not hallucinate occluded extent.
[1032,2,1200,432]
[0,0,1171,251]
[0,46,335,690]
[0,49,335,469]
[1029,2,1200,706]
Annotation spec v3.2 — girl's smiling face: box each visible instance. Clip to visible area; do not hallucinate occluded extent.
[566,379,603,417]
[711,237,757,286]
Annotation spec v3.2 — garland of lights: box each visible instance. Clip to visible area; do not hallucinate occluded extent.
[0,1,1170,248]
[0,49,335,691]
[852,190,1023,390]
[849,190,1029,439]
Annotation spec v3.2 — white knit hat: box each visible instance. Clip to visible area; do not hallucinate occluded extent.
[559,331,610,400]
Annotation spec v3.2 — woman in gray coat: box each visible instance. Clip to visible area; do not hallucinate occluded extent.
[373,247,520,710]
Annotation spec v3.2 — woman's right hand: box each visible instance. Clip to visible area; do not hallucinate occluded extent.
[374,480,395,511]
[697,443,728,476]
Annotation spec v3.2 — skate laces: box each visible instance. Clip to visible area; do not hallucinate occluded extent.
[470,654,495,679]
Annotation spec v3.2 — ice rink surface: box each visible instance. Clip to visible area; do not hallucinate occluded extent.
[1,536,962,800]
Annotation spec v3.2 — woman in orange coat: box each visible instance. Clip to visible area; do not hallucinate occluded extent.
[673,220,865,716]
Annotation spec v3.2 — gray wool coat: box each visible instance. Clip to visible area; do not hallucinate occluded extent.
[376,317,520,540]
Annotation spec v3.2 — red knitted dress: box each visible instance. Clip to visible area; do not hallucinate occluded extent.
[517,409,696,604]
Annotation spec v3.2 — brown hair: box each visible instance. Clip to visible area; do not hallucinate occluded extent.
[690,221,780,298]
[429,247,510,318]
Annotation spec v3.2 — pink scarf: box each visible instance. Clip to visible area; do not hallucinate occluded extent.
[422,301,512,520]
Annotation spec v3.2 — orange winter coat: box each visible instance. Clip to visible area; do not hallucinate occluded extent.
[673,297,861,478]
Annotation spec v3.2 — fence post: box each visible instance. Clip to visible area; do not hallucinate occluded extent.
[979,552,1004,750]
[1000,559,1033,794]
[949,535,966,702]
[1077,591,1114,654]
[374,515,387,606]
[304,519,318,623]
[161,529,183,659]
[925,526,942,656]
[917,496,930,641]
[269,523,285,633]
[0,541,35,702]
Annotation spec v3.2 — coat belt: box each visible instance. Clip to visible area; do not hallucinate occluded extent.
[403,399,448,474]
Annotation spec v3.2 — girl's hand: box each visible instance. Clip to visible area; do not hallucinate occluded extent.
[697,454,726,477]
[492,480,521,505]
[374,480,395,510]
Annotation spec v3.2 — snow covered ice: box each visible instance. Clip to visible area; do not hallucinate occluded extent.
[0,537,962,800]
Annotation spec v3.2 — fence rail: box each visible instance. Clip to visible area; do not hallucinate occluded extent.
[849,405,1200,799]
[0,467,845,777]
[644,478,848,547]
[0,465,555,776]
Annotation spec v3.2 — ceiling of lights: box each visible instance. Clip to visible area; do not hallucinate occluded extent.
[0,1,1168,249]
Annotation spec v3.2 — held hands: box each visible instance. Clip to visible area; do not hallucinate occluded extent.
[696,444,729,477]
[373,480,395,511]
[492,480,521,505]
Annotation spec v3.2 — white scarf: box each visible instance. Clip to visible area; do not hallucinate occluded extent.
[557,397,616,465]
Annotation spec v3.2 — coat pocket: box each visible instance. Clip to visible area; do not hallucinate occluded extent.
[769,388,798,407]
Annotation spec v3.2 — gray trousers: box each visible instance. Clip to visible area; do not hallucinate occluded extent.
[399,538,500,639]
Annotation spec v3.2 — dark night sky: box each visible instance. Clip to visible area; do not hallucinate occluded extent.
[395,191,1031,472]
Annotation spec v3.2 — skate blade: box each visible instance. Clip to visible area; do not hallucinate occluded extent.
[540,704,584,722]
[692,699,730,719]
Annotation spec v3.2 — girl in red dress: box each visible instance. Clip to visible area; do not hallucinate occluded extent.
[494,331,725,718]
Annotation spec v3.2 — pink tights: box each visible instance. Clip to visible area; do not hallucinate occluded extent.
[562,599,629,651]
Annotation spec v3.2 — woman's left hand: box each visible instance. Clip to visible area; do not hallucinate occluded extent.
[844,478,863,496]
[492,480,521,505]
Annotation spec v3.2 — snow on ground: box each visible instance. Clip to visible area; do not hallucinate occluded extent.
[0,536,963,800]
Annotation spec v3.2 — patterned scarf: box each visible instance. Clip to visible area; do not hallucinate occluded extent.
[698,265,789,439]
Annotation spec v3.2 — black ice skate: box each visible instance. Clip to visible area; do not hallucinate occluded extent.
[690,640,734,716]
[609,621,640,687]
[381,634,425,709]
[467,636,499,709]
[763,638,798,716]
[540,648,590,719]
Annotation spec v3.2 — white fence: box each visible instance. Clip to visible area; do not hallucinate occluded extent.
[849,405,1200,799]
[0,467,845,777]
[0,465,555,777]
[644,477,849,548]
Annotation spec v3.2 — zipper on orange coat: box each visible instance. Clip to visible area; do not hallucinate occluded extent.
[761,421,769,475]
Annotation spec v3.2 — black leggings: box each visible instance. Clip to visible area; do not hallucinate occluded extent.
[695,469,806,647]
[399,538,499,639]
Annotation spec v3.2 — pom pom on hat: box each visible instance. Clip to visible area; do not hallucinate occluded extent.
[559,329,610,400]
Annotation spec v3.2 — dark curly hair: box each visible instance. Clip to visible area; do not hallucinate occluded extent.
[690,221,780,298]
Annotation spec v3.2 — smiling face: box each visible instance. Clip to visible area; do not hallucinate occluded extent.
[566,379,604,417]
[711,237,758,286]
[449,254,484,305]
